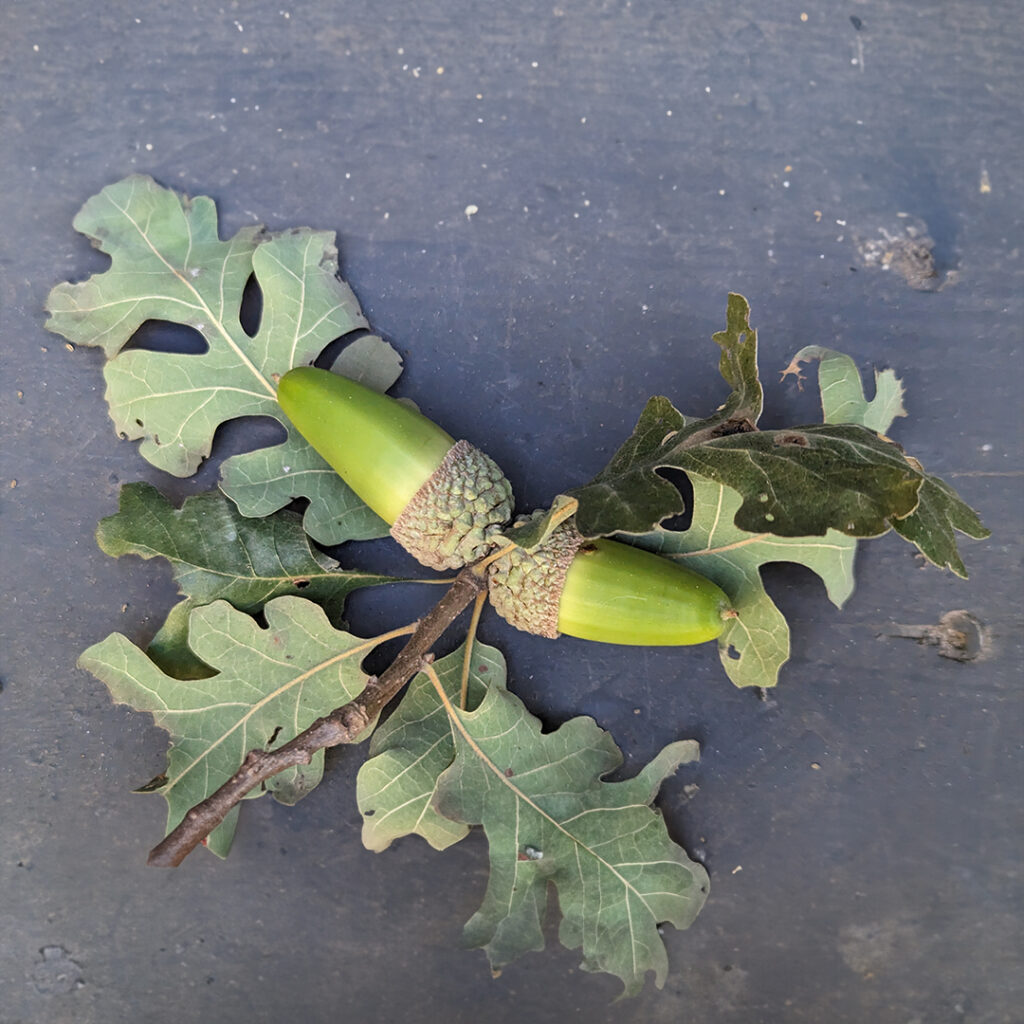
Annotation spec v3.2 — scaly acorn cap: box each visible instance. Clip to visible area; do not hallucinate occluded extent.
[487,513,586,638]
[391,439,514,570]
[488,513,733,645]
[277,367,513,569]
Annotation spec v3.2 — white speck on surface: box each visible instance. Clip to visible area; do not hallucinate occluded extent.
[980,443,993,452]
[145,143,153,151]
[666,109,673,116]
[32,43,39,51]
[980,167,992,194]
[732,865,743,874]
[580,116,586,123]
[704,86,711,93]
[464,204,479,219]
[836,219,847,226]
[531,60,538,68]
[783,180,790,188]
[283,465,291,472]
[383,211,389,220]
[641,304,649,313]
[718,189,726,196]
[436,66,444,74]
[234,19,243,31]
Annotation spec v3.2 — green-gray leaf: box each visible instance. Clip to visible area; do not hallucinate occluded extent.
[782,345,907,433]
[571,396,686,536]
[781,347,988,576]
[575,416,923,540]
[98,482,395,619]
[630,345,914,688]
[892,470,990,577]
[357,640,505,852]
[635,477,855,688]
[45,175,368,477]
[78,597,376,857]
[434,686,707,997]
[570,297,920,539]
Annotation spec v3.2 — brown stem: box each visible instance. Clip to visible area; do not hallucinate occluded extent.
[147,564,488,868]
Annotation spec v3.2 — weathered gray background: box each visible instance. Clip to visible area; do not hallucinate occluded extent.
[1,1,1020,1021]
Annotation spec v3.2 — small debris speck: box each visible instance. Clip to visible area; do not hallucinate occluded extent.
[732,865,743,874]
[464,204,479,219]
[800,12,808,21]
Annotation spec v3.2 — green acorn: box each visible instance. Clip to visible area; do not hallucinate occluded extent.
[487,515,732,646]
[276,367,513,569]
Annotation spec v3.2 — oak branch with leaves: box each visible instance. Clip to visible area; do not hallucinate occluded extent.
[46,175,987,998]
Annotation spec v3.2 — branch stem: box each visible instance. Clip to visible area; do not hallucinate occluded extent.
[147,564,488,868]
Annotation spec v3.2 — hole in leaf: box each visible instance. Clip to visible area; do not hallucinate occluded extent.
[208,415,288,460]
[239,273,263,338]
[655,467,694,532]
[292,578,310,589]
[363,809,376,817]
[726,645,741,661]
[314,328,377,371]
[123,319,209,355]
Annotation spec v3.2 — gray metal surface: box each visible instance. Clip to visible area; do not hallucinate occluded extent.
[1,2,1020,1021]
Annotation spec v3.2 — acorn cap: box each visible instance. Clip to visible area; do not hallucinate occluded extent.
[391,440,514,570]
[486,513,585,638]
